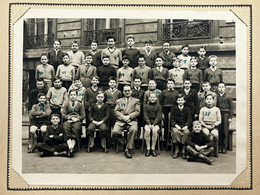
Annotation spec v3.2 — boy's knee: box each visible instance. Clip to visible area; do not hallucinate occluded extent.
[211,129,219,138]
[172,128,179,134]
[40,126,47,132]
[202,128,209,136]
[184,129,190,134]
[30,126,38,134]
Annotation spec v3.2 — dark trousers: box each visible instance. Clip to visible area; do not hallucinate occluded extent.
[107,104,116,147]
[63,121,82,141]
[37,142,68,156]
[191,83,200,93]
[87,123,107,138]
[62,80,72,91]
[219,112,230,149]
[186,145,214,157]
[163,106,171,140]
[155,80,167,91]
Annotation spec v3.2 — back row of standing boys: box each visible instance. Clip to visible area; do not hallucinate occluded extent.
[28,35,233,165]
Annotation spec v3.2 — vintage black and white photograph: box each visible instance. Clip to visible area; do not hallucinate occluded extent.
[11,8,247,186]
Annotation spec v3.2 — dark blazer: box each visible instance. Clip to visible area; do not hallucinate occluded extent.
[170,105,192,128]
[180,88,199,115]
[48,50,64,71]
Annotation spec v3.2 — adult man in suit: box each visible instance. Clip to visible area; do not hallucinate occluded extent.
[112,85,140,158]
[47,40,64,72]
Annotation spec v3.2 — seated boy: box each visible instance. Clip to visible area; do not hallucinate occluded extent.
[87,91,109,153]
[143,79,161,105]
[199,94,221,156]
[170,94,192,159]
[186,120,214,165]
[143,92,162,157]
[37,113,68,157]
[29,93,51,152]
[62,90,85,157]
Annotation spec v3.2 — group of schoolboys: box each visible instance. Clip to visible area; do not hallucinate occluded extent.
[28,35,233,165]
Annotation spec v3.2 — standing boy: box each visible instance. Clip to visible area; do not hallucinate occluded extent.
[198,81,217,109]
[141,40,157,69]
[143,79,161,105]
[67,41,85,72]
[158,41,176,70]
[48,40,64,72]
[101,36,122,69]
[89,41,102,68]
[217,82,233,154]
[196,46,209,78]
[68,79,86,105]
[122,35,140,69]
[177,44,191,70]
[169,57,185,91]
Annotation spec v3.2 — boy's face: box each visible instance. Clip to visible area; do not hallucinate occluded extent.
[71,43,79,52]
[53,80,62,88]
[205,96,214,105]
[190,59,198,67]
[51,116,60,126]
[74,80,82,88]
[62,55,70,65]
[107,38,115,48]
[122,59,130,67]
[149,81,156,90]
[138,57,146,66]
[163,43,170,52]
[108,80,117,89]
[123,86,132,98]
[127,38,135,47]
[155,58,163,67]
[202,83,211,92]
[41,56,48,65]
[197,48,206,57]
[38,95,46,104]
[184,80,192,89]
[182,47,189,55]
[149,94,157,103]
[102,58,110,66]
[85,56,93,64]
[133,79,141,88]
[193,123,202,133]
[218,83,226,94]
[167,81,175,89]
[91,42,98,50]
[69,91,77,101]
[145,43,152,51]
[53,41,61,50]
[96,93,104,103]
[91,77,99,85]
[173,60,180,68]
[36,81,44,89]
[177,97,185,106]
[209,57,217,66]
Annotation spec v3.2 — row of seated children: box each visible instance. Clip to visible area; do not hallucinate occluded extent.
[28,75,233,163]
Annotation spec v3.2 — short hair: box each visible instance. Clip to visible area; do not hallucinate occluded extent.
[182,44,189,49]
[198,45,206,51]
[123,85,131,90]
[126,34,134,40]
[209,55,217,60]
[122,55,129,61]
[102,55,110,60]
[162,41,170,45]
[50,113,60,120]
[62,53,69,58]
[176,93,185,100]
[85,52,93,57]
[91,40,98,44]
[69,89,77,95]
[108,76,117,82]
[91,75,100,81]
[190,56,197,61]
[133,76,142,81]
[172,57,181,63]
[40,53,48,59]
[37,93,46,99]
[36,78,44,83]
[193,120,201,126]
[71,41,79,45]
[54,39,61,45]
[205,93,214,99]
[167,78,175,84]
[53,76,62,82]
[218,82,226,87]
[202,81,211,86]
[106,36,115,41]
[96,90,104,96]
[155,55,164,61]
[137,54,146,61]
[184,78,191,82]
[149,79,157,84]
[149,91,157,97]
[145,40,153,45]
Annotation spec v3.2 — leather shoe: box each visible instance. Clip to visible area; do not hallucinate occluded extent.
[187,156,196,162]
[182,154,187,159]
[223,148,227,154]
[203,156,213,165]
[145,150,150,157]
[125,150,132,158]
[103,148,109,153]
[151,150,157,157]
[172,153,178,159]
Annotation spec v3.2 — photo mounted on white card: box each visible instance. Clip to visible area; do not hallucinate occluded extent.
[11,7,248,186]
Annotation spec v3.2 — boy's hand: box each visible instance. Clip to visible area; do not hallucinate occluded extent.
[195,145,201,151]
[182,126,188,131]
[228,119,232,123]
[175,125,182,130]
[49,135,54,138]
[59,133,63,137]
[194,114,198,118]
[149,124,152,129]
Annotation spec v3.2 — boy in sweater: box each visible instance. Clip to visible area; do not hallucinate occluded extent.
[36,113,68,157]
[158,41,176,70]
[204,55,223,92]
[186,120,214,165]
[198,81,217,109]
[76,52,97,89]
[67,41,85,72]
[184,56,203,92]
[170,94,192,159]
[217,82,233,154]
[143,79,161,105]
[169,57,185,91]
[101,36,122,69]
[87,91,109,152]
[199,94,221,156]
[177,44,191,70]
[62,90,85,157]
[122,35,140,69]
[151,55,169,91]
[84,76,101,112]
[68,79,86,105]
[97,55,117,91]
[35,53,55,90]
[141,40,157,69]
[143,92,162,157]
[133,54,152,91]
[56,53,75,90]
[160,79,179,143]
